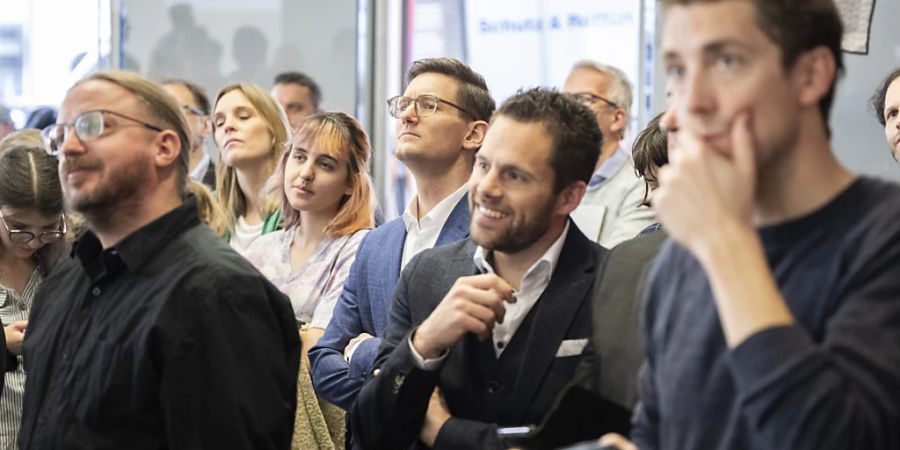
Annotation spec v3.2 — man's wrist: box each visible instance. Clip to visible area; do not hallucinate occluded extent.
[693,216,757,267]
[412,328,442,360]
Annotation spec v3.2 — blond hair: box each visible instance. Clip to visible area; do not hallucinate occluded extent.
[210,83,289,236]
[274,112,374,236]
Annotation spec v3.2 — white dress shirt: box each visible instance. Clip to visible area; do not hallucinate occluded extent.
[400,183,469,269]
[409,221,570,368]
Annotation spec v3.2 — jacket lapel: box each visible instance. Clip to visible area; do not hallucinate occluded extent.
[374,221,407,332]
[436,194,471,246]
[502,225,597,422]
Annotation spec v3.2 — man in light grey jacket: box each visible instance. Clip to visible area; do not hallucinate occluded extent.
[564,61,654,248]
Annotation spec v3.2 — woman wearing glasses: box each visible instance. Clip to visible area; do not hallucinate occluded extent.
[0,130,66,449]
[210,83,289,254]
[244,113,374,448]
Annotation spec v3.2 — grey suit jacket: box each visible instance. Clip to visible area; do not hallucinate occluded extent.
[523,231,666,448]
[351,223,604,450]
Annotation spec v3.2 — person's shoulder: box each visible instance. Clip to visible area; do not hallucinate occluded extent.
[368,216,405,238]
[175,224,269,280]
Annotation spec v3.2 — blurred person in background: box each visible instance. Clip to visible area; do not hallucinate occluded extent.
[0,130,66,449]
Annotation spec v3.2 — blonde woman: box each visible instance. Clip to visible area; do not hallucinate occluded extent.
[211,83,289,253]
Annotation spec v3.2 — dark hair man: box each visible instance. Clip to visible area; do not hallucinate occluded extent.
[271,71,323,130]
[602,1,900,449]
[309,58,494,418]
[869,67,900,161]
[23,70,300,449]
[352,87,605,450]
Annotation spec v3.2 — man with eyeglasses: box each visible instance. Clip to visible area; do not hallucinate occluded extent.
[23,70,300,449]
[162,79,216,188]
[310,58,494,422]
[563,61,655,248]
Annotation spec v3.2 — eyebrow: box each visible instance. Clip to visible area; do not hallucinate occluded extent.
[477,155,534,179]
[663,39,752,61]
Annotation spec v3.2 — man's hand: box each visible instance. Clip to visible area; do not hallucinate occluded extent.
[653,113,757,255]
[599,433,639,450]
[344,332,374,361]
[420,388,451,447]
[4,320,27,356]
[413,274,514,359]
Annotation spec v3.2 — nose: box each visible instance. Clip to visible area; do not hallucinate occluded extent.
[398,100,419,124]
[299,159,315,181]
[25,238,44,252]
[474,165,502,199]
[59,125,86,156]
[680,67,716,118]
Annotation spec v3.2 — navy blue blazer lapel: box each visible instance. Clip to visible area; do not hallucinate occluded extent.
[503,224,598,422]
[436,193,470,246]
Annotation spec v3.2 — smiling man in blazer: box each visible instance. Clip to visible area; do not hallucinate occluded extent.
[352,87,605,450]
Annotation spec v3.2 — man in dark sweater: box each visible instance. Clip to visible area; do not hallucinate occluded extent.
[602,1,900,449]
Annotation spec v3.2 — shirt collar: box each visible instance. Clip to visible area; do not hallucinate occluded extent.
[473,220,570,290]
[189,152,211,181]
[73,197,202,276]
[587,147,628,191]
[402,182,469,232]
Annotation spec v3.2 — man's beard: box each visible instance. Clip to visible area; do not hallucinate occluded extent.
[472,197,555,254]
[64,154,151,216]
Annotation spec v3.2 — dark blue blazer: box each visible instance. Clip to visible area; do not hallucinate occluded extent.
[309,195,470,410]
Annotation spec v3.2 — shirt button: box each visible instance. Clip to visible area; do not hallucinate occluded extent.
[92,287,101,296]
[487,380,500,395]
[496,341,505,349]
[19,303,27,311]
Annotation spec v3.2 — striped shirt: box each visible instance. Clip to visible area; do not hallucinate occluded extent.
[0,268,42,450]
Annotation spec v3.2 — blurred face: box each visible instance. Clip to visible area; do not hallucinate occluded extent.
[163,83,209,152]
[271,82,317,130]
[57,80,160,214]
[662,1,799,167]
[213,90,274,169]
[469,116,558,254]
[564,68,626,147]
[394,72,472,171]
[882,77,900,161]
[283,137,352,217]
[0,207,62,259]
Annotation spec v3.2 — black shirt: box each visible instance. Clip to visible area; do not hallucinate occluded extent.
[20,200,300,449]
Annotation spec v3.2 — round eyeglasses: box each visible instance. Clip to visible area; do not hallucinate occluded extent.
[386,94,476,120]
[41,109,164,156]
[0,211,67,244]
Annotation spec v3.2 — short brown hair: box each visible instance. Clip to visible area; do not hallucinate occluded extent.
[662,0,844,122]
[632,112,669,205]
[407,57,495,122]
[78,70,192,198]
[495,88,602,193]
[161,79,211,114]
[273,72,323,108]
[273,112,374,236]
[870,68,900,127]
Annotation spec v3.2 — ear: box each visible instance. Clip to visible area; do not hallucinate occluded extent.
[462,120,489,151]
[554,180,587,216]
[609,108,628,135]
[154,130,183,170]
[791,46,836,109]
[200,115,211,141]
